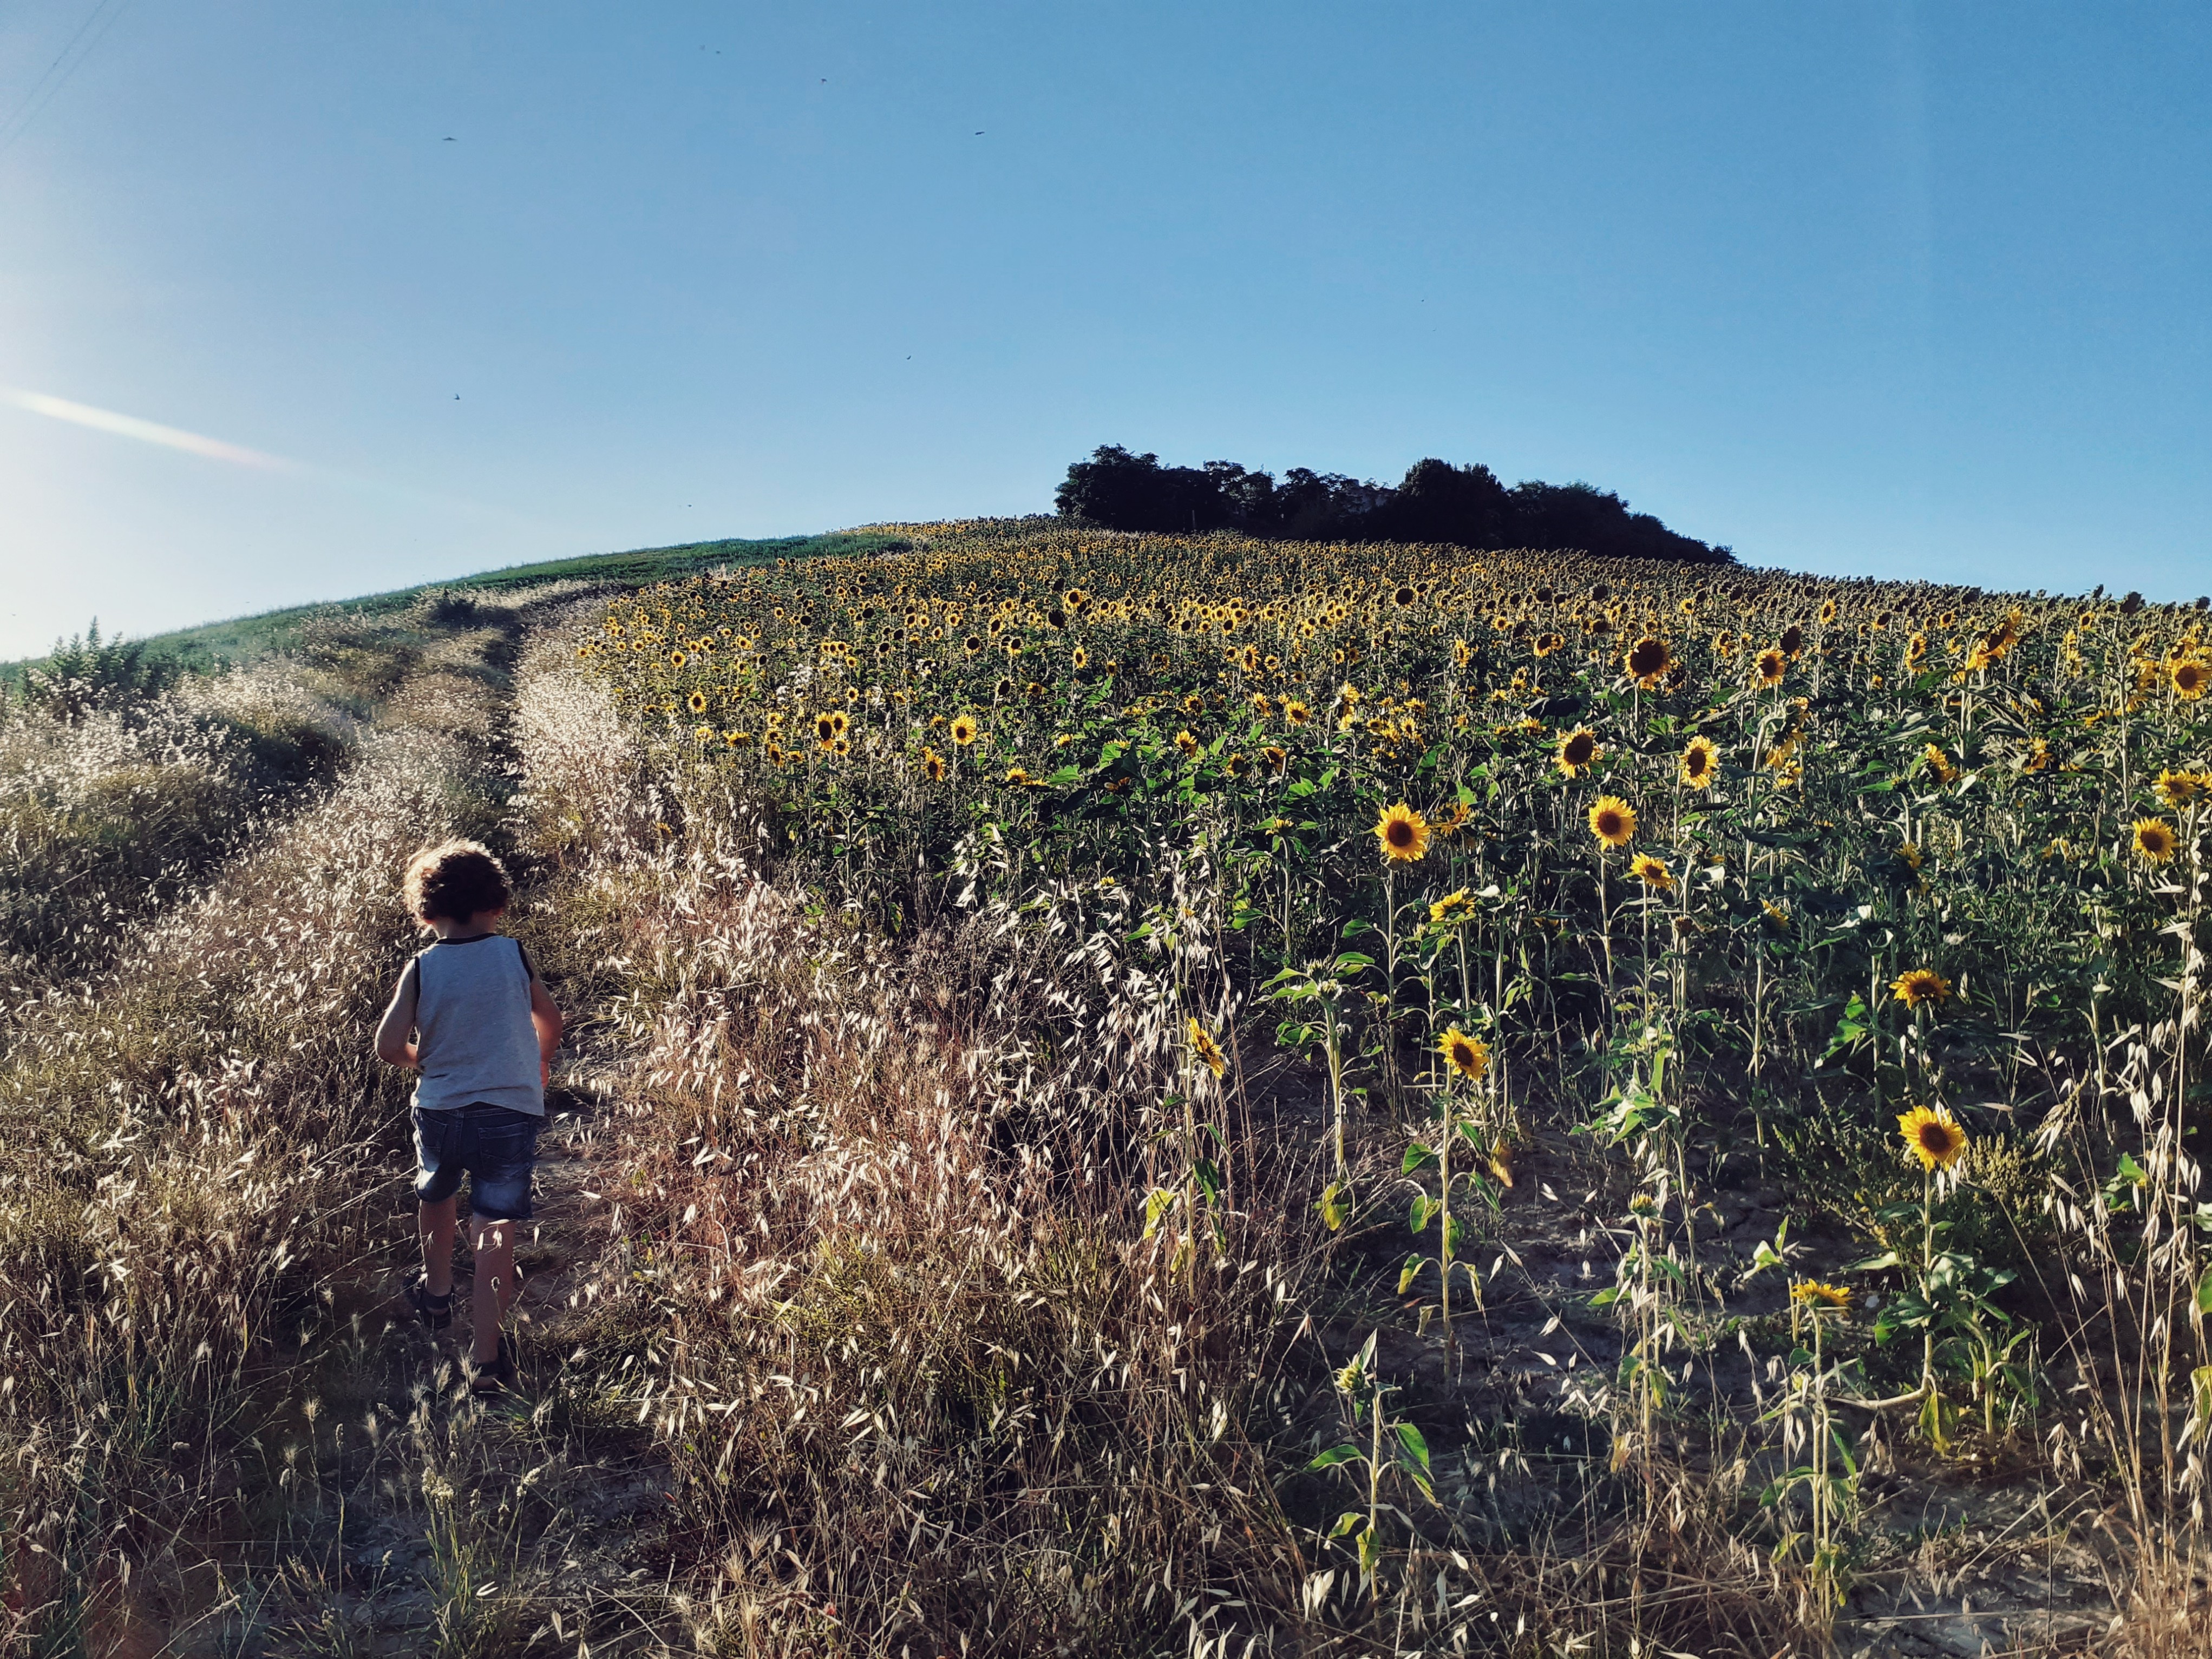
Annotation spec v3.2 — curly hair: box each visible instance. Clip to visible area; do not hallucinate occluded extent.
[403,840,513,923]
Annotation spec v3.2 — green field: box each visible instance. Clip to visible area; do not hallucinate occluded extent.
[6,528,911,681]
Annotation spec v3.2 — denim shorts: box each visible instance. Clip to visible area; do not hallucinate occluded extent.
[413,1103,540,1221]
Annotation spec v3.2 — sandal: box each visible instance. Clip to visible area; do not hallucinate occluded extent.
[408,1277,454,1332]
[468,1335,519,1396]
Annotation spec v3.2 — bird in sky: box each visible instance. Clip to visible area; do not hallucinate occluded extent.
[443,136,454,142]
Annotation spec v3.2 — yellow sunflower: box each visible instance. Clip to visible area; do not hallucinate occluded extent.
[1790,1281,1851,1309]
[1284,699,1312,726]
[2132,817,2177,864]
[1174,729,1202,757]
[1924,743,1958,785]
[1624,636,1672,687]
[2155,769,2202,808]
[1374,802,1431,863]
[1897,1104,1968,1171]
[921,749,947,781]
[1429,888,1473,924]
[949,714,980,746]
[1588,796,1637,848]
[1438,1026,1490,1081]
[1890,967,1952,1010]
[1629,853,1673,890]
[1679,735,1718,790]
[1187,1016,1228,1080]
[686,690,709,715]
[1754,647,1787,686]
[1556,728,1602,778]
[2174,658,2209,700]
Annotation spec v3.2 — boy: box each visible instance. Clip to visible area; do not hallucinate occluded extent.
[374,839,562,1394]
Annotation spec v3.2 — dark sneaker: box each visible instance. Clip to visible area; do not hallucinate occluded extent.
[468,1335,518,1396]
[408,1278,454,1331]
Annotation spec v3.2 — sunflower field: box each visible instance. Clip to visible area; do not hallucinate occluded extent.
[574,518,2212,1643]
[588,519,2206,1094]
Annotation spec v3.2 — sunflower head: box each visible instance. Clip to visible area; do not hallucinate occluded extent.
[1755,647,1787,686]
[1588,795,1637,849]
[1897,1104,1968,1171]
[950,714,980,746]
[1187,1016,1228,1080]
[1374,802,1431,863]
[1438,1026,1490,1081]
[1556,728,1601,777]
[1790,1281,1851,1310]
[1174,729,1202,757]
[2154,769,2201,808]
[2174,658,2210,700]
[1629,853,1673,890]
[1071,645,1089,669]
[2132,817,2178,864]
[1429,888,1474,925]
[1284,699,1311,726]
[1925,743,1959,785]
[921,749,947,781]
[1624,636,1671,686]
[1890,967,1952,1010]
[687,690,709,715]
[1679,736,1718,789]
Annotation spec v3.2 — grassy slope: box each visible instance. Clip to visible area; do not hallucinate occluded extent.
[7,529,908,679]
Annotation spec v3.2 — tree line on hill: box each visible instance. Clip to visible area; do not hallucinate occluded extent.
[1054,446,1735,565]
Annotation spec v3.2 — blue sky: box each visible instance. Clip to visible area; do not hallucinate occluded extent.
[2,2,2207,657]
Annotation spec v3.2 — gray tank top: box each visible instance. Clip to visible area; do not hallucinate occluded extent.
[408,934,545,1116]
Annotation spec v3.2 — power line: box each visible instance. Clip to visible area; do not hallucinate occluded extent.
[0,0,137,158]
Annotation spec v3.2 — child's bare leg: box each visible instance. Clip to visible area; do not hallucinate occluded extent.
[469,1216,517,1363]
[418,1196,459,1296]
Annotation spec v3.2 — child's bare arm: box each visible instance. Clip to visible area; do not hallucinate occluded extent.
[529,974,563,1087]
[374,963,420,1068]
